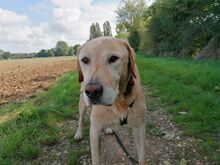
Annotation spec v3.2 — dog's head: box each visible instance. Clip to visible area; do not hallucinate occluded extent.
[77,37,136,106]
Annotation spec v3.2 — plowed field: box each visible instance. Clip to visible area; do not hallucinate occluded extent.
[0,57,75,104]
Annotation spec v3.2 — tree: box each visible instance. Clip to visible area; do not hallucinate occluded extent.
[36,49,48,57]
[73,44,81,55]
[103,21,112,36]
[132,0,220,58]
[54,41,69,56]
[68,46,75,56]
[0,49,4,59]
[95,23,102,38]
[116,0,146,39]
[0,49,4,55]
[47,49,54,57]
[115,0,220,58]
[89,22,102,40]
[128,27,140,51]
[89,23,96,40]
[2,51,11,59]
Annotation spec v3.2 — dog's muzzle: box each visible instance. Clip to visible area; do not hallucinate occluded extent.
[85,83,103,104]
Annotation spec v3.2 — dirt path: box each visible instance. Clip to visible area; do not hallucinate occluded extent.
[29,87,210,165]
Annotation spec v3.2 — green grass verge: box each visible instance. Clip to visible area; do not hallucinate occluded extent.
[0,71,83,164]
[137,54,220,164]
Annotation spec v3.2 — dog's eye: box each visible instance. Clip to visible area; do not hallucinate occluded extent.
[109,55,119,63]
[81,57,90,64]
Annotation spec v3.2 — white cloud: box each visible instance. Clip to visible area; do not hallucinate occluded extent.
[51,0,117,46]
[51,0,92,9]
[0,8,28,26]
[53,8,81,24]
[0,1,118,52]
[0,8,55,52]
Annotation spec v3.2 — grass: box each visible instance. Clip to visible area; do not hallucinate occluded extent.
[137,53,220,164]
[0,71,86,164]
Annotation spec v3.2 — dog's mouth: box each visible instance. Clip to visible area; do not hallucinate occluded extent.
[90,98,100,105]
[89,98,112,106]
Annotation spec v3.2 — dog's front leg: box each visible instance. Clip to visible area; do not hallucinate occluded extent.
[74,95,87,140]
[90,124,101,165]
[90,109,103,165]
[133,124,146,165]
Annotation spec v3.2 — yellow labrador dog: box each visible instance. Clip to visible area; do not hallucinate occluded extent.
[74,37,146,165]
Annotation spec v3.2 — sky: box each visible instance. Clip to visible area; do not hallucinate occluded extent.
[0,0,154,53]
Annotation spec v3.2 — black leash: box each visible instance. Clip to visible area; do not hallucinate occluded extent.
[112,129,139,165]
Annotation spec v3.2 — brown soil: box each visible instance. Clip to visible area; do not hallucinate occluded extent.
[0,58,75,105]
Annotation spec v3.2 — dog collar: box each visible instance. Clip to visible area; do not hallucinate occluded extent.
[129,99,135,108]
[120,99,135,126]
[120,117,127,126]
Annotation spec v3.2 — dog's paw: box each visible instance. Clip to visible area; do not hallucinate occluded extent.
[104,127,113,135]
[74,130,83,141]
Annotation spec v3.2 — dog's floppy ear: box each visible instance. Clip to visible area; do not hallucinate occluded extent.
[124,41,137,78]
[76,47,84,82]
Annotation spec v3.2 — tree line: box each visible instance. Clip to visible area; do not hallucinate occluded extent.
[89,21,112,40]
[0,41,80,60]
[116,0,220,59]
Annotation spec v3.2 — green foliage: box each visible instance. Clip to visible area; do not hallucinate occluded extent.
[128,27,140,51]
[36,49,48,57]
[0,49,4,59]
[116,0,220,58]
[0,49,4,55]
[103,21,112,36]
[2,52,11,59]
[55,41,69,56]
[89,23,96,40]
[116,0,146,31]
[89,22,102,40]
[35,41,79,57]
[147,0,220,57]
[68,46,75,56]
[137,54,220,163]
[0,41,80,60]
[35,49,55,57]
[116,0,146,43]
[47,49,54,57]
[73,44,81,55]
[0,51,35,59]
[115,26,129,39]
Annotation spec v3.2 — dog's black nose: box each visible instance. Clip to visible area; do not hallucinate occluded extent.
[85,83,103,99]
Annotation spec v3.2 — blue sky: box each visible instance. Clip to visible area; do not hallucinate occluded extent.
[0,0,52,26]
[0,0,153,52]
